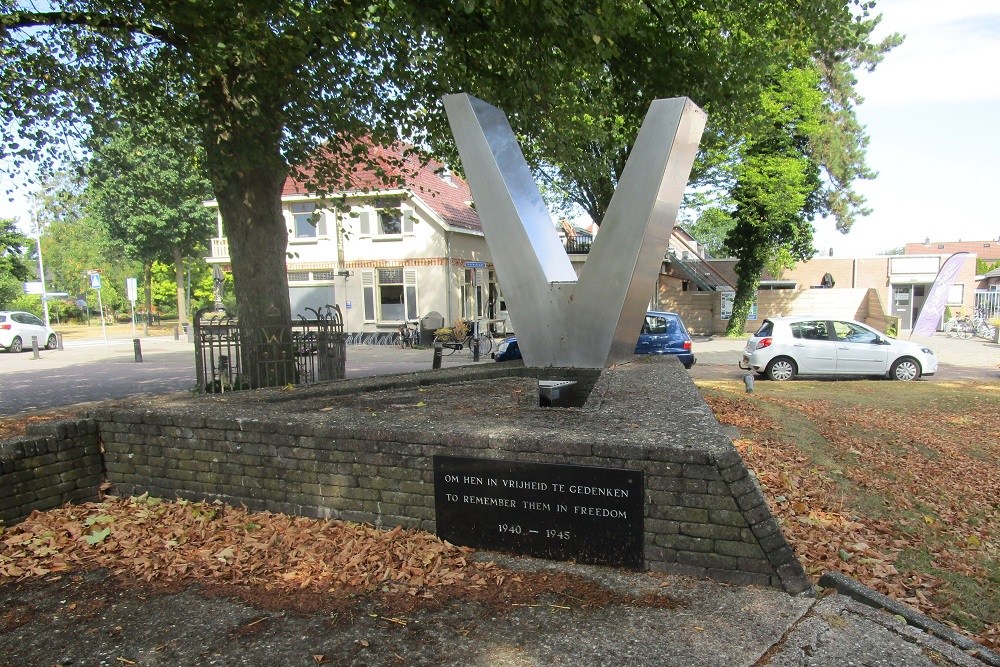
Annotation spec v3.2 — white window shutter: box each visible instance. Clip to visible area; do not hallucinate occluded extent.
[362,269,376,321]
[404,269,418,321]
[358,210,372,237]
[402,206,415,234]
[317,210,328,237]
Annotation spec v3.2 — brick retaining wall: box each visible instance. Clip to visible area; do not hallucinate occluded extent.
[0,420,103,525]
[91,361,809,594]
[0,361,809,594]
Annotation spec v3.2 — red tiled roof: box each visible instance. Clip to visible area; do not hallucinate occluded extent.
[904,240,1000,260]
[282,142,482,233]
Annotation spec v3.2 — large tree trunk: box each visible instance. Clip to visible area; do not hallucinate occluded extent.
[724,220,767,337]
[725,256,763,337]
[207,138,295,388]
[173,245,188,328]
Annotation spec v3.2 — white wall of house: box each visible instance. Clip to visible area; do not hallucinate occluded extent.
[207,191,498,336]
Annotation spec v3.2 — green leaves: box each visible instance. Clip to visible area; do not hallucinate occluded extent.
[83,527,111,545]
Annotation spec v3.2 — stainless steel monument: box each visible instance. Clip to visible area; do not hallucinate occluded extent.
[443,93,706,368]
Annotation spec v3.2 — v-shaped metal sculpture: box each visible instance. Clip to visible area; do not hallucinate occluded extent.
[443,94,706,368]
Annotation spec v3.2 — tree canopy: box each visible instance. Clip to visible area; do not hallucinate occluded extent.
[1,0,900,377]
[87,111,216,326]
[1,0,626,383]
[0,217,32,307]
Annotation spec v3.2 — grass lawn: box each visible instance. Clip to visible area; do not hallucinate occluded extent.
[695,377,1000,651]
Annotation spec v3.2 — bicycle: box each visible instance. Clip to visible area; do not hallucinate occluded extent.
[432,319,494,357]
[432,321,471,356]
[944,316,974,339]
[467,330,494,357]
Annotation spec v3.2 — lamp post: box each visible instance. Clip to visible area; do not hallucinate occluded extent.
[31,195,51,328]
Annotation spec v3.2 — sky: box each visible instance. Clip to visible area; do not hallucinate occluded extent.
[3,1,999,257]
[811,0,1000,257]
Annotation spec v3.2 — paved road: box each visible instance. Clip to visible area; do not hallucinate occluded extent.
[2,332,997,417]
[0,337,485,417]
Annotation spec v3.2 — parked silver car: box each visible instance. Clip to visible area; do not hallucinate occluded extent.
[740,316,937,381]
[0,311,57,353]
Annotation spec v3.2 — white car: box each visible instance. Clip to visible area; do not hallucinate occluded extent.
[740,316,937,381]
[0,311,57,353]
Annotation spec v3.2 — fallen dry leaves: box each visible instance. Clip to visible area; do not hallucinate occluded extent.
[0,494,679,624]
[0,495,495,597]
[702,387,1000,652]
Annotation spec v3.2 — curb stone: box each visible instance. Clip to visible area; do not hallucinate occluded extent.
[819,571,1000,666]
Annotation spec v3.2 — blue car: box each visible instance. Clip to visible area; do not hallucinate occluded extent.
[493,311,696,368]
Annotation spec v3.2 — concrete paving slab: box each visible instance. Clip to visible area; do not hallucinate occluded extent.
[3,556,994,667]
[765,594,988,667]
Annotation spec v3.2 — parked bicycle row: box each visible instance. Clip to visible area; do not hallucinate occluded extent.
[943,309,998,341]
[341,318,501,356]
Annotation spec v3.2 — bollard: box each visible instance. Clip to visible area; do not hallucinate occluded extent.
[31,335,39,359]
[56,332,64,350]
[133,338,143,362]
[473,338,480,362]
[432,341,443,369]
[174,324,180,340]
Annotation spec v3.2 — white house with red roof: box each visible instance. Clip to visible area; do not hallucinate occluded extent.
[205,144,506,338]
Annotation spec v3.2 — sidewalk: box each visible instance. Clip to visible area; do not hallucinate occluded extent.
[0,338,484,417]
[1,552,996,666]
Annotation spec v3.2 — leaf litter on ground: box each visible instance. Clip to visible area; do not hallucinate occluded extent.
[699,382,1000,653]
[0,494,678,617]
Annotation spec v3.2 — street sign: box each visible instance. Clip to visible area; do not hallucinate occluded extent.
[464,260,487,268]
[23,281,44,294]
[126,277,138,303]
[89,272,102,290]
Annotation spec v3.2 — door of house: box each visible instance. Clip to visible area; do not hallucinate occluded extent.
[892,285,913,329]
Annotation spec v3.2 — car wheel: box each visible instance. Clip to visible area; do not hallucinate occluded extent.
[890,357,920,381]
[46,334,57,350]
[765,357,796,381]
[9,336,22,353]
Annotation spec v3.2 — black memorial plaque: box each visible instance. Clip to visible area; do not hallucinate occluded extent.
[433,455,644,568]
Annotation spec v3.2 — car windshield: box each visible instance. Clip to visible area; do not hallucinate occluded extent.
[754,320,773,337]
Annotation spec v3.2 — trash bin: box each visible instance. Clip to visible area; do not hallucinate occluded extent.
[420,311,445,347]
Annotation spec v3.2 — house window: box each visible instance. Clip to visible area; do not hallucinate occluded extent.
[378,206,402,235]
[357,198,414,238]
[462,268,488,318]
[373,197,409,236]
[290,203,325,239]
[361,268,418,323]
[947,284,964,305]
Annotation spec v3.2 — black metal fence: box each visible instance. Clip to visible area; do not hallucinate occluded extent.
[564,238,592,254]
[193,305,346,393]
